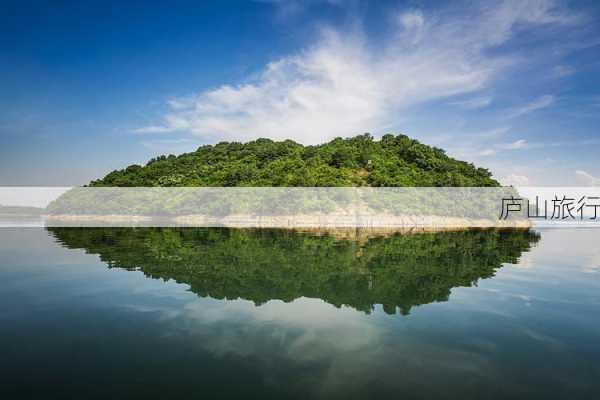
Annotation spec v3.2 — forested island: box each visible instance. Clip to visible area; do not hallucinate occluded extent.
[43,134,521,226]
[90,134,499,187]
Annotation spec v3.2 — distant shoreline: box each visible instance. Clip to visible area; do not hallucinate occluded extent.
[0,213,43,217]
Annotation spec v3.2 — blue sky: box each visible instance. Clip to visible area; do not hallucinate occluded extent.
[1,0,599,186]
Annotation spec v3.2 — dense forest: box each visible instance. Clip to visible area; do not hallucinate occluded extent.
[90,134,499,187]
[48,227,539,315]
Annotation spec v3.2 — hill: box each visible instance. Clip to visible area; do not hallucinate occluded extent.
[0,205,45,216]
[90,134,499,187]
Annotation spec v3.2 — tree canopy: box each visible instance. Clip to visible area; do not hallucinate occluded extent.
[90,134,500,187]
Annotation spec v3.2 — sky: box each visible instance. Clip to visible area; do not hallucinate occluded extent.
[1,0,599,186]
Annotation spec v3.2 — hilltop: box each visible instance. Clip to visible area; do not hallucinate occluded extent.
[90,134,499,187]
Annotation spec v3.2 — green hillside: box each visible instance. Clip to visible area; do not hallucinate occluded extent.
[90,134,499,187]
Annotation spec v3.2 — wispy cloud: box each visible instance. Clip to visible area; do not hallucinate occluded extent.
[552,64,575,77]
[478,139,528,156]
[140,138,200,153]
[134,126,174,134]
[508,95,555,118]
[137,0,580,144]
[500,173,530,186]
[449,96,493,109]
[479,148,498,156]
[254,0,346,21]
[499,139,528,150]
[575,170,600,186]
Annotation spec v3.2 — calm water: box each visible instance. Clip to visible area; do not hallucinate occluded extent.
[0,227,599,399]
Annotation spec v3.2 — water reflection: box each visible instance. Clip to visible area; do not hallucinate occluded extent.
[4,228,600,398]
[47,227,540,314]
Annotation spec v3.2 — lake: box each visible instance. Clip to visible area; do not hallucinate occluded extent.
[0,227,599,398]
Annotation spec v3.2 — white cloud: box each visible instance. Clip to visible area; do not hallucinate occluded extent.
[398,10,425,30]
[256,0,346,21]
[450,96,493,109]
[500,174,530,186]
[508,95,555,118]
[139,138,201,155]
[479,148,497,156]
[133,126,175,134]
[478,139,528,157]
[552,64,575,77]
[575,170,600,186]
[137,1,579,144]
[500,139,528,150]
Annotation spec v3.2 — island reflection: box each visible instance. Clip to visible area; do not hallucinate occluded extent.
[47,227,540,315]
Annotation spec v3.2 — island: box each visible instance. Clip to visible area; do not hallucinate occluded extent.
[44,134,526,229]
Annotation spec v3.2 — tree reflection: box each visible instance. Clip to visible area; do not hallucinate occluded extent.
[47,227,540,315]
